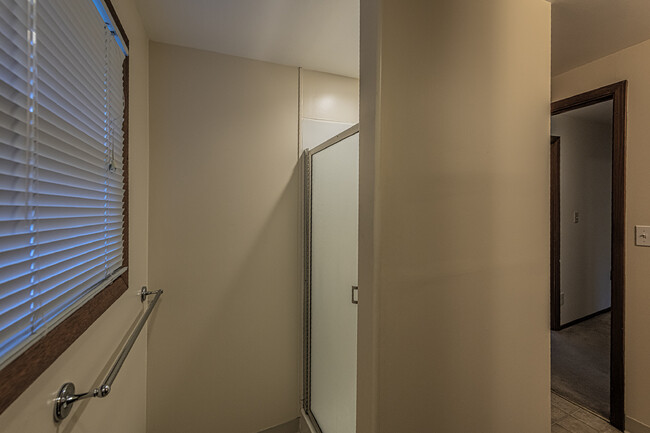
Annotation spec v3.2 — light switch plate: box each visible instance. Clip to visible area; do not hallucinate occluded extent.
[635,225,650,246]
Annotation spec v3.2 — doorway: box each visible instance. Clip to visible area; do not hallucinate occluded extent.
[550,82,626,430]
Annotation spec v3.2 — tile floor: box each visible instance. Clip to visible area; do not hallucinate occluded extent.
[552,392,620,433]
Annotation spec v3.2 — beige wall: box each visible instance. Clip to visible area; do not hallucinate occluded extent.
[301,69,359,123]
[147,42,300,433]
[552,38,650,431]
[0,0,150,431]
[358,0,551,431]
[300,69,359,151]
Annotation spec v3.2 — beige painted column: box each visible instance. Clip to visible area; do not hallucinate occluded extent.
[358,1,552,431]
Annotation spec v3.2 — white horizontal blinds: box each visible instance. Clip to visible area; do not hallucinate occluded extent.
[0,0,31,359]
[0,0,126,365]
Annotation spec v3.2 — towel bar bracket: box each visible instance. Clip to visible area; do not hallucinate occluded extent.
[53,382,75,422]
[140,286,158,302]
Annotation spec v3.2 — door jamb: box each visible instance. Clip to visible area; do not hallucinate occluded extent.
[550,135,561,332]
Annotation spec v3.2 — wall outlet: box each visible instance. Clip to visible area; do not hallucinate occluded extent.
[573,212,579,224]
[560,292,565,306]
[635,225,650,246]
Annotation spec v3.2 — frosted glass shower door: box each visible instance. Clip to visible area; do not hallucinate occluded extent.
[309,131,359,433]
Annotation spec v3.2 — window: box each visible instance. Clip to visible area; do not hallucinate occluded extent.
[0,0,128,413]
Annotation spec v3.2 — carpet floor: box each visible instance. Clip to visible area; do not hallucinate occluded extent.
[551,311,610,418]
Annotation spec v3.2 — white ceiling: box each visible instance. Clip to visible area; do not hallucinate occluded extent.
[134,0,360,78]
[551,0,650,76]
[135,0,650,80]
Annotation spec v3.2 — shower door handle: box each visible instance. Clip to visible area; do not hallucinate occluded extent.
[351,286,358,304]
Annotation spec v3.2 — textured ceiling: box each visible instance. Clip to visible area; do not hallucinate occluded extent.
[552,0,650,76]
[135,0,650,79]
[134,0,360,78]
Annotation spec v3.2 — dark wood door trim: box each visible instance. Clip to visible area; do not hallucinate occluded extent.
[550,136,561,331]
[551,81,627,431]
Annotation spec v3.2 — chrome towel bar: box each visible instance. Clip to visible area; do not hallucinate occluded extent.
[53,287,163,422]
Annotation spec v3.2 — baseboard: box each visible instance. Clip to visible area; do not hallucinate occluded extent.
[257,417,300,433]
[294,410,650,433]
[560,307,611,329]
[300,409,318,433]
[626,416,650,433]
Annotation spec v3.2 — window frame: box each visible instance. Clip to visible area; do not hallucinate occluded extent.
[0,0,129,415]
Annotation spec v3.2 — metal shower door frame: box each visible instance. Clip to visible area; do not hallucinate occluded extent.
[302,124,359,433]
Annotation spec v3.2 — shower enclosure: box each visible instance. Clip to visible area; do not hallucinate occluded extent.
[303,125,359,433]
